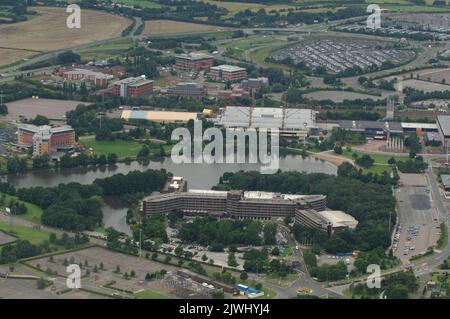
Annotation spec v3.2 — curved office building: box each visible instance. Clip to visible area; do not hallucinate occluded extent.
[141,189,326,220]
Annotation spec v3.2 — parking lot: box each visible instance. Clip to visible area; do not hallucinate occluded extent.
[394,174,441,263]
[25,246,178,297]
[317,254,355,272]
[271,39,413,73]
[4,98,85,121]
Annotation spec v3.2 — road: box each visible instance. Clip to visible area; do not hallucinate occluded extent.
[265,224,347,299]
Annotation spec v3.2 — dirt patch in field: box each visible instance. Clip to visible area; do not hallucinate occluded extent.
[143,19,227,35]
[0,7,131,52]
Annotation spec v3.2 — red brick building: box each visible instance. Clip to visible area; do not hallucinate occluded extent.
[209,65,247,82]
[17,124,75,157]
[175,53,214,72]
[112,76,154,98]
[165,82,207,98]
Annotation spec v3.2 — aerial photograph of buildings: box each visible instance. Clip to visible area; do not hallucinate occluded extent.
[1,0,450,311]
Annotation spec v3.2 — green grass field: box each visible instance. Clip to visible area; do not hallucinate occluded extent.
[0,193,44,224]
[250,41,297,70]
[78,38,134,62]
[437,223,448,250]
[78,38,134,53]
[134,289,169,299]
[0,220,50,245]
[81,138,143,159]
[341,150,408,174]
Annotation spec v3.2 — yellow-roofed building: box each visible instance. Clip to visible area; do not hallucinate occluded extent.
[121,110,198,124]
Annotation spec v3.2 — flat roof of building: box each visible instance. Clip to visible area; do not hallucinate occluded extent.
[211,65,247,72]
[171,82,205,89]
[113,76,153,87]
[338,120,403,133]
[316,210,358,229]
[437,116,450,137]
[143,189,325,204]
[18,124,73,134]
[64,68,114,79]
[441,174,450,188]
[121,110,198,122]
[401,122,438,130]
[219,106,316,130]
[175,53,213,60]
[188,189,229,196]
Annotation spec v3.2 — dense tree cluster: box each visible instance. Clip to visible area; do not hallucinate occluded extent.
[243,248,293,276]
[404,88,450,104]
[134,214,168,243]
[396,157,428,173]
[0,233,89,264]
[66,104,123,136]
[303,249,348,281]
[178,217,264,248]
[93,169,167,196]
[349,271,419,299]
[17,183,104,231]
[329,128,367,145]
[59,153,118,169]
[106,227,138,255]
[0,0,29,24]
[55,51,81,65]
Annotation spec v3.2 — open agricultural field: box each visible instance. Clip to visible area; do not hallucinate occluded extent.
[0,7,131,53]
[202,0,346,17]
[382,4,450,12]
[0,48,37,67]
[142,19,228,35]
[416,68,450,85]
[5,98,85,122]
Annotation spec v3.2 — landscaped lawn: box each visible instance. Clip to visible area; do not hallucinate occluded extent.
[134,289,169,299]
[81,138,143,159]
[0,193,43,224]
[0,220,51,245]
[341,150,408,174]
[342,150,408,165]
